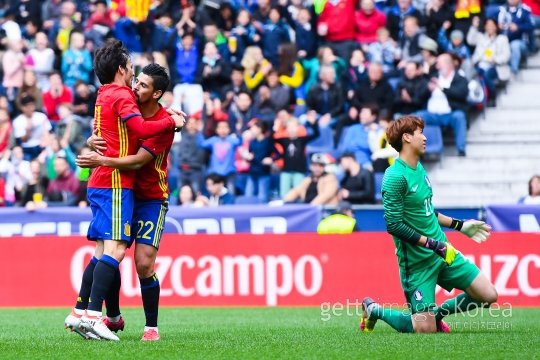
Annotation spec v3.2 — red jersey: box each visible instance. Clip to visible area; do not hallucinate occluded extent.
[134,107,174,201]
[88,84,175,189]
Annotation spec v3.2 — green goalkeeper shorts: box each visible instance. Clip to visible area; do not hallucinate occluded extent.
[400,252,481,314]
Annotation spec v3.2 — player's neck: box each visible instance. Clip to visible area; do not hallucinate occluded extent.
[139,102,160,118]
[399,149,420,169]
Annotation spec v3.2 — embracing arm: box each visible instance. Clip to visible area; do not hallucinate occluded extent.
[76,147,154,171]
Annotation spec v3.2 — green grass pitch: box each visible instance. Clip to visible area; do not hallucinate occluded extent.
[1,307,539,359]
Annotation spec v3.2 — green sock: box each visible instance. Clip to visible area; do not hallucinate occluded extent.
[435,293,486,321]
[372,306,414,333]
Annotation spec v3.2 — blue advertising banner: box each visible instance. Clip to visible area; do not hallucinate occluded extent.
[485,205,540,232]
[0,205,322,237]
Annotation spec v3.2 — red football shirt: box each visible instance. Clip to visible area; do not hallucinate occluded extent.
[134,106,174,201]
[88,84,175,189]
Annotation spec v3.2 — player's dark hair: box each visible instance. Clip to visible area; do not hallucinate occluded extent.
[141,63,170,100]
[206,173,225,185]
[386,115,424,152]
[93,39,130,85]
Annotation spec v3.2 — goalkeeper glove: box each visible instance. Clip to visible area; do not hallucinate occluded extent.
[424,238,457,266]
[460,220,491,243]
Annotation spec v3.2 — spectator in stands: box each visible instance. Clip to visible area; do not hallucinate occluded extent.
[230,9,259,64]
[179,116,206,194]
[72,81,96,122]
[497,0,534,75]
[260,7,290,67]
[468,17,511,107]
[198,41,231,96]
[228,91,257,134]
[355,0,387,47]
[172,32,204,115]
[415,53,469,156]
[394,61,430,115]
[198,173,235,206]
[367,27,398,74]
[339,104,383,168]
[352,62,395,114]
[274,113,320,198]
[254,70,291,122]
[55,103,86,154]
[13,95,52,161]
[22,159,48,211]
[178,184,196,207]
[519,175,540,204]
[46,153,80,206]
[387,0,424,41]
[343,49,369,101]
[0,108,12,157]
[202,23,229,59]
[221,65,249,110]
[198,120,242,194]
[317,0,356,60]
[244,120,275,203]
[241,46,272,91]
[16,70,44,112]
[396,16,425,68]
[42,72,73,126]
[0,146,32,206]
[26,32,55,91]
[424,0,454,41]
[419,36,440,77]
[289,7,318,59]
[317,200,358,234]
[111,9,143,54]
[302,47,347,99]
[2,39,25,107]
[283,152,339,205]
[277,43,305,109]
[61,31,93,90]
[306,65,345,125]
[339,152,375,204]
[371,114,399,173]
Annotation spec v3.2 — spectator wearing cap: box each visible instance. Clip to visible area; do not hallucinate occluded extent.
[284,152,339,205]
[317,201,358,234]
[419,36,439,77]
[439,28,471,61]
[339,152,376,204]
[12,95,52,161]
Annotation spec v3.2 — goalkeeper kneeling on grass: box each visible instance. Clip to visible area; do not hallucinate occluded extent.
[361,115,497,333]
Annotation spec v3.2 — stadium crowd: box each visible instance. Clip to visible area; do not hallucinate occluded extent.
[0,0,537,208]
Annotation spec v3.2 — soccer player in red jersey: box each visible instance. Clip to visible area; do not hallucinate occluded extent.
[64,40,185,341]
[77,64,175,341]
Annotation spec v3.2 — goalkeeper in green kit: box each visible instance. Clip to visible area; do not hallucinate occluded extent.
[360,115,498,333]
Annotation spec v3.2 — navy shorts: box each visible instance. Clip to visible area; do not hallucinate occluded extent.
[130,200,168,249]
[87,188,134,242]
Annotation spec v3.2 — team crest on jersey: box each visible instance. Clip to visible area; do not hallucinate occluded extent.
[413,290,423,301]
[424,175,432,188]
[124,222,131,236]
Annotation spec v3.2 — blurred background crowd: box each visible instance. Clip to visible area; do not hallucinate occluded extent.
[0,0,539,209]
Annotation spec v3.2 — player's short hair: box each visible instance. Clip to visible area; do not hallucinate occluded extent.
[94,39,130,85]
[386,115,424,152]
[141,63,169,100]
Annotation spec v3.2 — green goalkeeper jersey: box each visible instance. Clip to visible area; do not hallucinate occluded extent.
[382,158,447,271]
